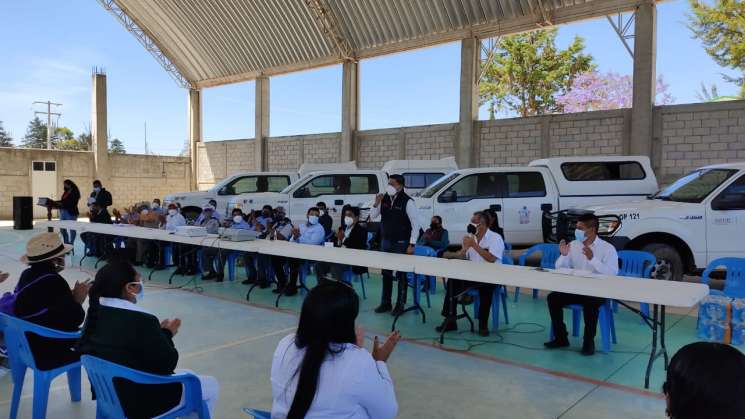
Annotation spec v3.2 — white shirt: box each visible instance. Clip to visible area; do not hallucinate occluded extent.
[165,212,187,231]
[271,334,398,419]
[466,229,504,263]
[555,237,619,276]
[99,297,152,315]
[369,193,421,245]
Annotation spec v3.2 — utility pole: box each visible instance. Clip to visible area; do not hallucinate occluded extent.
[33,100,62,149]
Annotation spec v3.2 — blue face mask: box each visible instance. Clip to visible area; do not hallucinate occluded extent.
[308,215,319,225]
[574,228,586,242]
[93,187,101,193]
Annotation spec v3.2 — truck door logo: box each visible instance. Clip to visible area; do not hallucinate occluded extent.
[519,206,531,224]
[713,217,736,225]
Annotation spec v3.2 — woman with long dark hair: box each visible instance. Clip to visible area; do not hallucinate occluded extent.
[78,259,219,418]
[57,179,81,245]
[271,281,400,418]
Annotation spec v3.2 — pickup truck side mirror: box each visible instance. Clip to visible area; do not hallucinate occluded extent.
[217,187,228,196]
[712,194,745,211]
[294,187,308,198]
[438,190,457,203]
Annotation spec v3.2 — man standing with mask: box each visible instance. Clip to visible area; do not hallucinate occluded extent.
[370,174,420,316]
[543,213,619,356]
[88,180,113,211]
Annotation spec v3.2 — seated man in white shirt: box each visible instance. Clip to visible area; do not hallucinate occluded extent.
[544,213,619,356]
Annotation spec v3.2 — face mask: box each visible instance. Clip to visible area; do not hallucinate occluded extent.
[233,215,244,224]
[308,215,319,225]
[575,228,586,242]
[52,257,65,273]
[93,187,101,193]
[168,209,177,216]
[467,223,478,235]
[141,209,149,216]
[128,282,144,302]
[344,216,354,226]
[385,185,397,196]
[152,203,160,209]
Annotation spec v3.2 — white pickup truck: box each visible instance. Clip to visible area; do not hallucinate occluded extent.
[229,170,388,227]
[587,162,745,281]
[413,156,659,245]
[163,172,298,220]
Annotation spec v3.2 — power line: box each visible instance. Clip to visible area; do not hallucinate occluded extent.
[32,100,62,149]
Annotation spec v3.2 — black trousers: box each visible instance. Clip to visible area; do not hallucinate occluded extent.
[272,256,303,289]
[547,292,606,341]
[442,279,496,327]
[380,239,409,307]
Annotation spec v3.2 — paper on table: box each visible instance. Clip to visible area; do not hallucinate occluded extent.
[555,268,606,279]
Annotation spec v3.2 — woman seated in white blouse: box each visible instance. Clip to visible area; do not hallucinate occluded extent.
[271,281,401,419]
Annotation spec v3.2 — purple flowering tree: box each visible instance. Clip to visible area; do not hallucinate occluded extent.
[556,71,674,113]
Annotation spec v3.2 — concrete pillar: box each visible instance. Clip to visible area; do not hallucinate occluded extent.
[255,76,270,171]
[91,72,109,184]
[458,38,479,168]
[188,89,202,191]
[630,1,657,156]
[340,61,360,162]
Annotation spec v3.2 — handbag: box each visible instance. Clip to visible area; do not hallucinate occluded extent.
[0,273,55,319]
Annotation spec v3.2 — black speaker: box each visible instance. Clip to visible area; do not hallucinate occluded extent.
[13,196,33,230]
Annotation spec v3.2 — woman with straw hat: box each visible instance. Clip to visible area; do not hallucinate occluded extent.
[15,232,91,370]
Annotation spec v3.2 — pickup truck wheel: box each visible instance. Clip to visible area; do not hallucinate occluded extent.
[641,243,683,281]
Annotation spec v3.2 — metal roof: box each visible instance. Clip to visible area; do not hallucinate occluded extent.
[100,0,652,89]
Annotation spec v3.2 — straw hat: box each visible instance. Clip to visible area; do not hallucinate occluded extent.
[20,232,73,264]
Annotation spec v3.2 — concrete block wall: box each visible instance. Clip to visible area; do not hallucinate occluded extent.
[302,133,342,164]
[356,128,403,169]
[196,139,256,190]
[267,137,302,171]
[656,101,745,184]
[109,154,191,209]
[549,109,628,157]
[403,124,457,160]
[356,123,457,168]
[0,148,190,219]
[478,118,542,166]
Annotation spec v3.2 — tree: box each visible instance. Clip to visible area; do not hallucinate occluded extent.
[55,127,93,151]
[696,82,720,102]
[77,132,92,150]
[109,138,126,154]
[0,121,13,147]
[688,0,745,97]
[556,71,674,113]
[21,117,54,149]
[479,28,595,118]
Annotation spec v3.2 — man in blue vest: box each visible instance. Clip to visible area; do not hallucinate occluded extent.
[370,174,421,316]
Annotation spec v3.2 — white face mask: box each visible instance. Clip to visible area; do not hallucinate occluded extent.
[233,215,244,224]
[141,209,149,216]
[52,257,65,273]
[152,203,160,209]
[344,216,354,226]
[386,185,397,196]
[168,209,177,216]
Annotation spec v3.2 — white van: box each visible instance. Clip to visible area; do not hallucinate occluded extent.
[413,156,658,245]
[164,172,298,220]
[229,170,388,227]
[587,162,745,280]
[382,157,459,194]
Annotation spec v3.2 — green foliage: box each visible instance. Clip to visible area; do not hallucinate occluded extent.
[109,137,126,154]
[688,0,745,97]
[696,82,720,102]
[0,121,13,147]
[21,117,54,149]
[479,28,595,117]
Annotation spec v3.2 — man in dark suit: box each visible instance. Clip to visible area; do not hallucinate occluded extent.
[88,179,113,210]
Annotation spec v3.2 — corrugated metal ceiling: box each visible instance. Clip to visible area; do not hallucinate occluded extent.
[108,0,646,88]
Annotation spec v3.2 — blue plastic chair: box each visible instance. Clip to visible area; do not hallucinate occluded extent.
[81,355,210,419]
[615,250,656,317]
[702,258,745,298]
[342,268,368,299]
[561,300,616,353]
[516,243,560,302]
[0,313,81,419]
[468,251,513,330]
[243,408,271,418]
[406,245,438,308]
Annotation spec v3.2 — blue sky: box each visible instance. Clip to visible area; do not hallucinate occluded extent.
[0,0,739,155]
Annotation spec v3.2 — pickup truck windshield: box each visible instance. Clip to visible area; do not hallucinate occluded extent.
[420,172,459,198]
[655,169,737,203]
[280,175,311,194]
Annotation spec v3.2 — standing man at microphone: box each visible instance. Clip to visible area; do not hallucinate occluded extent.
[371,174,420,316]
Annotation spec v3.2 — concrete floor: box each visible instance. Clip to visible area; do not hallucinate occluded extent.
[0,225,671,418]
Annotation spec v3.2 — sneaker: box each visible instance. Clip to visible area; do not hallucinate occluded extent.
[374,303,393,314]
[435,319,458,333]
[581,340,595,356]
[391,305,405,317]
[543,339,570,349]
